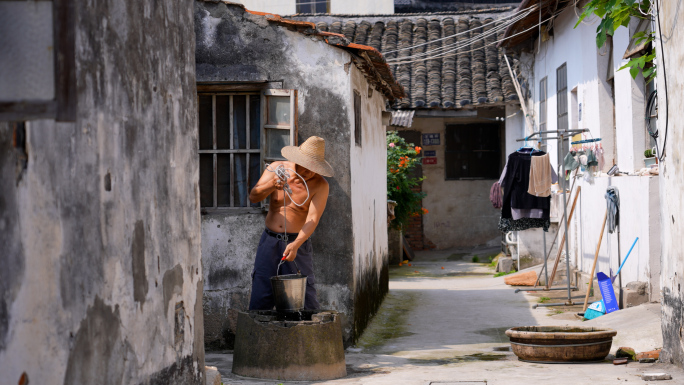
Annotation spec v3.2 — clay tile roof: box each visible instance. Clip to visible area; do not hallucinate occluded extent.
[245,9,316,30]
[289,13,521,109]
[499,0,572,50]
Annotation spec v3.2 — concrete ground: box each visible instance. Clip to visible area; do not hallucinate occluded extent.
[207,247,683,384]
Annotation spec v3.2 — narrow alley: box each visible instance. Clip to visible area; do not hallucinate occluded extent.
[3,1,684,384]
[208,247,681,384]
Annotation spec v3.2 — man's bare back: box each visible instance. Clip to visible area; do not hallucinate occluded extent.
[249,161,329,261]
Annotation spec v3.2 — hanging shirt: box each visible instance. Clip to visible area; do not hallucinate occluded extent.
[499,150,552,232]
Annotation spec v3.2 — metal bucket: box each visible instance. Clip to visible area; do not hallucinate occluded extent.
[271,259,306,312]
[270,274,307,312]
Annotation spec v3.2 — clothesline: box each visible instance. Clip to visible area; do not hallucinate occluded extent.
[516,128,589,142]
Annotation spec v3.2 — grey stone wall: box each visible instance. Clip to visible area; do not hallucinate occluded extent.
[196,1,389,348]
[0,1,204,384]
[195,1,355,347]
[657,2,684,367]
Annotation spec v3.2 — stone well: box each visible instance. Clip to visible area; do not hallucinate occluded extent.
[232,310,346,381]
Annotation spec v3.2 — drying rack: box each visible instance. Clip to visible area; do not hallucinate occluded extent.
[513,128,588,308]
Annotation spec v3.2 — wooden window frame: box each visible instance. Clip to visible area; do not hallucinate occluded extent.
[0,0,76,122]
[263,89,298,163]
[295,0,330,13]
[353,90,362,147]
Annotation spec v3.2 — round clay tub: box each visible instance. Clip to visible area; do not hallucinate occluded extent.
[505,326,617,363]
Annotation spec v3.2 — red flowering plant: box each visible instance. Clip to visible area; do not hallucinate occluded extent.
[387,131,427,230]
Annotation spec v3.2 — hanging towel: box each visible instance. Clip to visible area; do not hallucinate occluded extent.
[605,186,620,233]
[528,153,552,197]
[490,182,503,209]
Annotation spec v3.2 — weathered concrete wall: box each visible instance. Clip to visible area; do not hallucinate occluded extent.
[656,2,684,367]
[195,1,388,347]
[0,1,204,384]
[202,213,264,350]
[531,5,618,169]
[397,113,505,249]
[613,21,651,172]
[350,65,389,341]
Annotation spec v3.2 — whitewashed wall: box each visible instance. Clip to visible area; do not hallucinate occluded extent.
[232,0,394,15]
[349,65,390,338]
[331,0,393,14]
[569,176,660,295]
[516,6,660,293]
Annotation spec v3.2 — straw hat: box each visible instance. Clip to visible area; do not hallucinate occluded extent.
[281,136,334,177]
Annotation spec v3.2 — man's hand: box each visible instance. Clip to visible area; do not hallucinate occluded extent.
[282,242,299,262]
[273,177,284,191]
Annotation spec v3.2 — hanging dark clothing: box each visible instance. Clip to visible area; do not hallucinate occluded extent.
[499,150,551,232]
[502,151,550,218]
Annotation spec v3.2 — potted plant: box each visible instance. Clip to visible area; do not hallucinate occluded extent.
[644,148,657,167]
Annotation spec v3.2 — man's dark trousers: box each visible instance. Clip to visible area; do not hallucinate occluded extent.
[249,229,320,310]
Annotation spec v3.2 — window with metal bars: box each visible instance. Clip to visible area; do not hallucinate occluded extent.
[556,63,568,133]
[539,77,547,132]
[197,89,297,210]
[539,76,548,151]
[296,0,330,13]
[445,124,501,180]
[354,90,362,147]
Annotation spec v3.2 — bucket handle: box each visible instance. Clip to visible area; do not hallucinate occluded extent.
[276,257,302,277]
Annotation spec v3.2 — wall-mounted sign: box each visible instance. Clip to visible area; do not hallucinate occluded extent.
[422,133,440,146]
[422,157,437,165]
[423,150,436,157]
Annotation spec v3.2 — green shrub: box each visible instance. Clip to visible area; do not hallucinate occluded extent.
[387,131,426,230]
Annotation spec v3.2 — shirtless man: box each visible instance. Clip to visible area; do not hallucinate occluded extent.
[247,136,333,310]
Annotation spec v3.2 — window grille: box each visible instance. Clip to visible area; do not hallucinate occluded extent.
[445,124,501,180]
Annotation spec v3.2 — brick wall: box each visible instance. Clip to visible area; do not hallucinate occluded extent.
[403,184,436,251]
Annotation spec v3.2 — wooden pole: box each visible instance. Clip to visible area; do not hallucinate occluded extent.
[534,178,577,287]
[504,55,535,136]
[546,185,581,290]
[582,209,608,312]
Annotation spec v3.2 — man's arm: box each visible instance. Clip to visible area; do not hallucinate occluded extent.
[282,180,329,261]
[249,162,283,203]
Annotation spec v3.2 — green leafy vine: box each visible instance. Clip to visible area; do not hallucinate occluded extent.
[575,0,656,83]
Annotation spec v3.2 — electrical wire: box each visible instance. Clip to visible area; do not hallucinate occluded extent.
[383,4,541,55]
[655,0,669,161]
[387,10,564,65]
[385,8,534,63]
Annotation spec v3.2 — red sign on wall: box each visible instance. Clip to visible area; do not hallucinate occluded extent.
[422,157,437,165]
